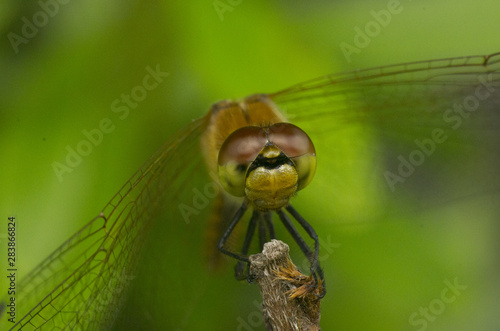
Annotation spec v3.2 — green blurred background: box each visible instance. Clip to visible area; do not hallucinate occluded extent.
[1,0,500,330]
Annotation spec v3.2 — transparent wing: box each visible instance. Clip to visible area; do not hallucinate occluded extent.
[0,116,209,330]
[272,53,500,208]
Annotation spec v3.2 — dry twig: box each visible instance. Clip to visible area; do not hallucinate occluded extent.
[249,240,322,331]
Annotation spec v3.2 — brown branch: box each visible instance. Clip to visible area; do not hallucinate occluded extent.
[249,240,322,331]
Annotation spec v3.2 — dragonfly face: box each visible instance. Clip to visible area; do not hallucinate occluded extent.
[217,121,316,210]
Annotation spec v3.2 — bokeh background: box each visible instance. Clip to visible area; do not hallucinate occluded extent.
[1,0,500,330]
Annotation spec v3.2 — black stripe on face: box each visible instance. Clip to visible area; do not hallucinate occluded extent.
[246,152,294,175]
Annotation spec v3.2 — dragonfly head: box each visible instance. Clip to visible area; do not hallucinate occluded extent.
[218,123,316,211]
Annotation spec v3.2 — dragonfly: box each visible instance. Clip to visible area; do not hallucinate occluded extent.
[1,52,500,330]
[201,96,324,296]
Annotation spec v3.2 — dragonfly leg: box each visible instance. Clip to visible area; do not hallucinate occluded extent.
[235,209,259,280]
[237,211,274,283]
[218,200,249,262]
[258,213,267,250]
[277,206,326,298]
[264,212,275,240]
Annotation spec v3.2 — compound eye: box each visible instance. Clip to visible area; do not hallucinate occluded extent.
[269,123,316,190]
[218,126,267,196]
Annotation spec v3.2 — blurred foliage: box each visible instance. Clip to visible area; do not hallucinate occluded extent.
[1,0,500,330]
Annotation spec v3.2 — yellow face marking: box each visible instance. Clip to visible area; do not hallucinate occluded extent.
[245,162,298,211]
[245,144,299,210]
[260,145,281,159]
